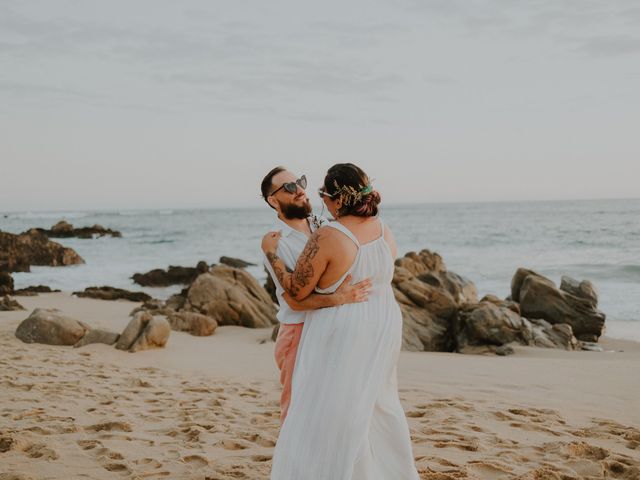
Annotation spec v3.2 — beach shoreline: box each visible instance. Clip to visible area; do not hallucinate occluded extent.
[1,293,639,479]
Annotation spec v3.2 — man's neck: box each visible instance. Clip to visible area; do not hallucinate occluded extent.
[278,214,311,236]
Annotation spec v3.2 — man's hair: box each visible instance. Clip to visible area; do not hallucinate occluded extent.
[260,166,286,209]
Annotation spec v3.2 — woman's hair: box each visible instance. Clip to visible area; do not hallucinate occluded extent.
[323,163,381,218]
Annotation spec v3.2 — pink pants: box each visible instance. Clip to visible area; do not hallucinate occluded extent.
[274,323,304,423]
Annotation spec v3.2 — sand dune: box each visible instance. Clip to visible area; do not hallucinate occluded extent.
[1,293,639,479]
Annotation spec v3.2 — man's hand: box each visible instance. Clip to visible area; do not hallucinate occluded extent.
[333,274,372,305]
[262,231,282,254]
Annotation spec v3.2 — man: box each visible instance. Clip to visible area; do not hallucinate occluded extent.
[260,166,371,422]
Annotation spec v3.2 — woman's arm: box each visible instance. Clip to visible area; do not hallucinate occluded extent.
[262,228,331,301]
[282,275,371,311]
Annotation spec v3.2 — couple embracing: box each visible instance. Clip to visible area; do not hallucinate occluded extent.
[260,163,419,480]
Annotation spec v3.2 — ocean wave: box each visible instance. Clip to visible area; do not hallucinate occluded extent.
[5,211,90,220]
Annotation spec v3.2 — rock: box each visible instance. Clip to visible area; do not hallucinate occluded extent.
[264,266,278,304]
[131,261,209,287]
[13,285,61,296]
[115,312,169,352]
[391,250,478,352]
[167,311,217,336]
[36,220,122,239]
[0,229,84,273]
[480,294,520,315]
[219,256,257,269]
[272,323,280,341]
[456,302,533,352]
[528,318,578,350]
[495,344,515,356]
[15,308,89,345]
[511,269,605,342]
[580,341,604,352]
[130,317,170,352]
[73,286,151,302]
[73,329,120,348]
[184,265,277,328]
[0,295,25,311]
[116,312,151,351]
[0,271,14,295]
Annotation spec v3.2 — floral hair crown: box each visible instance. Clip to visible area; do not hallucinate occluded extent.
[332,180,374,206]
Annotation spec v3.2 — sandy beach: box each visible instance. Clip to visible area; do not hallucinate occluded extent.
[1,293,638,479]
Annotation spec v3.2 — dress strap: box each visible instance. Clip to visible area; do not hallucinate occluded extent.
[378,217,384,239]
[324,221,360,247]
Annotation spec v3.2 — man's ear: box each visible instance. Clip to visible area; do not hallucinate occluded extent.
[267,196,278,210]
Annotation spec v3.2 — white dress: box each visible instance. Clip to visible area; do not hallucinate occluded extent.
[271,218,420,480]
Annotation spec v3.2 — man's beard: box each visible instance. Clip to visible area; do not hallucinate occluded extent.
[281,199,312,219]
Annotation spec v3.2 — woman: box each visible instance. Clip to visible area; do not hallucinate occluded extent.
[262,163,419,480]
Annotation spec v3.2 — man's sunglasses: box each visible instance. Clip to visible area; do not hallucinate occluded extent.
[270,175,307,196]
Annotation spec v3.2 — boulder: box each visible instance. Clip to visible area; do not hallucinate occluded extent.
[264,267,278,304]
[15,308,89,345]
[391,250,478,352]
[73,286,151,302]
[73,329,120,348]
[36,220,122,239]
[131,261,209,287]
[0,295,25,311]
[130,317,170,352]
[511,269,605,342]
[167,311,217,336]
[219,256,257,269]
[456,302,533,352]
[0,272,14,295]
[0,229,84,273]
[116,312,170,352]
[184,265,277,328]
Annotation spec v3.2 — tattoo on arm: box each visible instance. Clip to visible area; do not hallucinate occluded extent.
[290,232,321,296]
[265,231,323,297]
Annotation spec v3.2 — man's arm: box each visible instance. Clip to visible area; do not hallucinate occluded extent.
[282,274,371,311]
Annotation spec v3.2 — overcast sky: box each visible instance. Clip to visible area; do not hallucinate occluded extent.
[1,0,639,212]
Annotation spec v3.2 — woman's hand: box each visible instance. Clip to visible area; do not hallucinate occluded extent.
[262,231,282,254]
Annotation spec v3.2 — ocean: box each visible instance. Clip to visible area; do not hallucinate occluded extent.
[2,198,639,340]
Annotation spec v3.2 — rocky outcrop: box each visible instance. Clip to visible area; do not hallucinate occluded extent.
[0,296,25,311]
[167,311,217,336]
[264,267,278,304]
[511,269,605,342]
[0,229,85,273]
[132,261,210,287]
[0,272,13,295]
[185,265,277,328]
[131,265,278,333]
[116,312,170,352]
[35,220,122,239]
[72,286,151,302]
[13,285,61,296]
[219,256,256,269]
[15,309,89,345]
[392,250,478,352]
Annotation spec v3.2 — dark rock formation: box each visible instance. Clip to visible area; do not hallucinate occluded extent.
[0,272,13,295]
[116,312,170,352]
[131,261,209,287]
[264,266,278,304]
[15,308,90,345]
[0,229,84,273]
[511,268,605,342]
[72,286,151,302]
[35,220,122,239]
[219,256,256,269]
[0,295,25,311]
[13,285,61,296]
